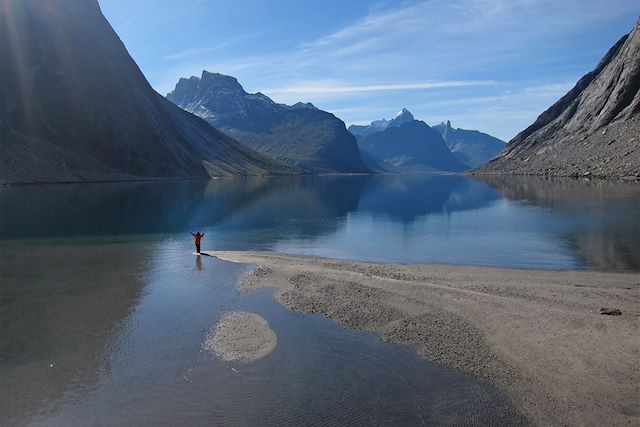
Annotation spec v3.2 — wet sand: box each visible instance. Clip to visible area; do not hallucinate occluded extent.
[204,311,277,363]
[207,251,640,426]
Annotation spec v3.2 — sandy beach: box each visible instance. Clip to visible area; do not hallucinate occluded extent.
[208,251,640,426]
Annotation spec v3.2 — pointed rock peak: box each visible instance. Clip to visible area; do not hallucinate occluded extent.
[390,108,414,127]
[396,108,414,119]
[446,120,452,129]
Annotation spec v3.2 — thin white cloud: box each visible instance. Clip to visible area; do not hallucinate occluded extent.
[164,32,264,61]
[164,42,233,61]
[147,0,637,138]
[263,80,496,96]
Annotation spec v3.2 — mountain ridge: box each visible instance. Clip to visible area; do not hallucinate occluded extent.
[349,110,469,173]
[0,0,294,184]
[167,71,369,174]
[433,121,505,168]
[476,20,640,178]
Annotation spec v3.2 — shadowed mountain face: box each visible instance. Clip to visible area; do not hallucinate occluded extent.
[167,72,369,174]
[477,20,640,178]
[350,110,469,173]
[0,0,293,184]
[433,121,505,168]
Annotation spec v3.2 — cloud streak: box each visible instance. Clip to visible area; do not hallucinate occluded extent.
[263,80,497,96]
[139,0,637,140]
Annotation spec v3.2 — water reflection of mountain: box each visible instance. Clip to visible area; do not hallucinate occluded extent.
[0,180,272,239]
[478,176,640,271]
[208,176,368,229]
[357,175,499,223]
[0,243,150,422]
[0,175,498,241]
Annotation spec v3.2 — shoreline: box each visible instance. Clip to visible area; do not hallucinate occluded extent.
[207,251,639,426]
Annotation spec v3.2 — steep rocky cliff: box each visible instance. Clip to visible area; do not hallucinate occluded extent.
[0,0,293,184]
[476,21,640,178]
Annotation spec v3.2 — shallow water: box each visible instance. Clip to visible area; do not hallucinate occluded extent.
[1,175,638,424]
[1,242,524,425]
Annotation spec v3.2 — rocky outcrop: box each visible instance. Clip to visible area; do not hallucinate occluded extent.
[0,0,293,184]
[433,121,505,168]
[167,72,369,174]
[476,20,640,178]
[350,109,469,173]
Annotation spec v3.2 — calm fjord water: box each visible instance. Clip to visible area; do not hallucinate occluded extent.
[1,174,638,270]
[1,175,638,425]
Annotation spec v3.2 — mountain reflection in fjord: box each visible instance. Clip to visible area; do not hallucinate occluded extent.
[0,175,638,271]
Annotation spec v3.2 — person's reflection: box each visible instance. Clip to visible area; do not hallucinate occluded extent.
[195,255,202,271]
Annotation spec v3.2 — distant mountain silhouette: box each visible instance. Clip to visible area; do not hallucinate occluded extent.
[349,109,469,172]
[167,71,369,173]
[0,0,293,184]
[349,108,415,138]
[476,20,640,178]
[433,121,505,168]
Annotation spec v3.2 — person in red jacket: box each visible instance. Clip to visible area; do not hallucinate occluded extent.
[191,231,204,254]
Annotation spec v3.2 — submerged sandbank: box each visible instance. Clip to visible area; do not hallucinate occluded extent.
[204,311,277,363]
[207,251,640,426]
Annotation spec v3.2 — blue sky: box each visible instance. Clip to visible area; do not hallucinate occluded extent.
[99,0,638,141]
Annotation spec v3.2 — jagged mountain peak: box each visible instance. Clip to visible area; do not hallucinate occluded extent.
[390,108,415,127]
[396,107,413,117]
[200,71,245,91]
[167,72,369,173]
[349,108,417,137]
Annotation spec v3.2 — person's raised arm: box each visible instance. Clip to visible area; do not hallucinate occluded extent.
[191,232,196,237]
[201,233,205,237]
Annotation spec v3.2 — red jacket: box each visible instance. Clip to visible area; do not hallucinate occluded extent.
[191,232,204,245]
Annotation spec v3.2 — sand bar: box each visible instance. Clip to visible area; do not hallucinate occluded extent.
[204,311,277,363]
[207,251,640,426]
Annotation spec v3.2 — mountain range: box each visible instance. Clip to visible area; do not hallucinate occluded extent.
[433,121,505,168]
[349,109,469,173]
[0,0,293,184]
[3,0,635,183]
[167,72,369,174]
[477,20,639,178]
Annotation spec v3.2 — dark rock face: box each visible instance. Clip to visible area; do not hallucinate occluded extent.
[433,121,505,168]
[350,110,469,172]
[358,149,401,173]
[167,72,369,174]
[0,0,293,184]
[476,20,640,178]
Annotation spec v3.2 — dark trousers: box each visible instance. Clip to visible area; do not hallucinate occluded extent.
[196,244,201,253]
